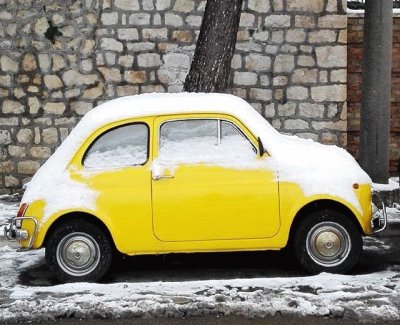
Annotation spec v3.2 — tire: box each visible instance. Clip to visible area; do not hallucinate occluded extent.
[45,220,113,283]
[294,209,362,274]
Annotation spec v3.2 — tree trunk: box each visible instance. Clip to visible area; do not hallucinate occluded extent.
[359,0,393,183]
[183,0,243,93]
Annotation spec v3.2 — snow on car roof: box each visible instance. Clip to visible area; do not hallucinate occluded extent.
[23,93,371,221]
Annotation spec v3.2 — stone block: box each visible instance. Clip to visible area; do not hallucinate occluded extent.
[287,0,324,12]
[312,120,346,131]
[298,55,315,67]
[127,42,155,52]
[44,75,63,90]
[0,118,18,126]
[22,53,37,71]
[173,0,194,13]
[248,0,270,12]
[38,54,50,72]
[16,129,33,144]
[2,100,24,114]
[142,28,168,39]
[311,85,347,102]
[299,103,325,118]
[116,85,139,96]
[319,15,347,29]
[119,55,134,68]
[118,28,139,40]
[330,69,347,83]
[138,53,161,67]
[100,38,123,52]
[8,146,25,157]
[286,29,307,43]
[42,128,58,144]
[172,30,192,43]
[278,102,296,116]
[308,30,337,43]
[124,70,147,83]
[0,161,13,173]
[101,12,118,25]
[291,68,318,84]
[233,71,257,86]
[43,102,66,115]
[0,130,11,145]
[264,15,291,28]
[1,56,18,73]
[156,0,171,10]
[287,86,309,100]
[284,119,309,130]
[165,13,183,26]
[163,52,191,69]
[316,46,346,68]
[295,15,315,28]
[129,13,151,25]
[0,75,11,86]
[18,161,40,175]
[245,54,271,71]
[115,0,140,10]
[30,146,51,159]
[62,70,98,86]
[83,84,104,99]
[249,88,272,101]
[274,54,295,73]
[240,13,255,27]
[5,175,19,188]
[71,102,93,115]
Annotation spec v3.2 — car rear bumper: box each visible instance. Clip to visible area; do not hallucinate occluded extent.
[3,217,38,250]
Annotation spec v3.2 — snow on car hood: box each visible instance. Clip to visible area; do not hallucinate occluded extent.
[22,93,371,221]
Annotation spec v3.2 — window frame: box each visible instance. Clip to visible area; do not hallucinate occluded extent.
[81,122,150,170]
[158,117,258,161]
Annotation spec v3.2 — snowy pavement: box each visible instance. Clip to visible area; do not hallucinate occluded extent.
[1,198,400,323]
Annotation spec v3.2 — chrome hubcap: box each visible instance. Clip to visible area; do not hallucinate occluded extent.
[306,222,351,267]
[56,233,100,276]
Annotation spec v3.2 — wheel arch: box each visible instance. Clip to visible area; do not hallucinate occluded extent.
[42,211,118,251]
[288,199,363,245]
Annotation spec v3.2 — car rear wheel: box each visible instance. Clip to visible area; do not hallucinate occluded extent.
[45,220,113,282]
[294,209,362,274]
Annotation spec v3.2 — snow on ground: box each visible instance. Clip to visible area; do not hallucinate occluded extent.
[1,195,400,323]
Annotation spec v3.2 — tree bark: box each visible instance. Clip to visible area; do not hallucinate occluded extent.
[183,0,243,93]
[359,0,393,183]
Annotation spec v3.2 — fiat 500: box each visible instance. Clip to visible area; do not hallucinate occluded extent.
[5,93,386,282]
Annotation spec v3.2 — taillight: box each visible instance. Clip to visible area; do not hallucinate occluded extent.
[17,203,28,218]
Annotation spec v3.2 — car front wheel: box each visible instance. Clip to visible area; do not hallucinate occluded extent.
[294,209,362,274]
[45,220,113,282]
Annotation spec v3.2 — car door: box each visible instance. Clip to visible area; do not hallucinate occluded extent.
[151,114,280,242]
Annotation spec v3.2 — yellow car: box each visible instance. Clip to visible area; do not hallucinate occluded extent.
[5,93,387,282]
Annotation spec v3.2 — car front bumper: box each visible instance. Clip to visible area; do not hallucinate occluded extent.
[371,192,387,234]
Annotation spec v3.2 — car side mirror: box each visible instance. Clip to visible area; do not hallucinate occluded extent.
[258,137,265,157]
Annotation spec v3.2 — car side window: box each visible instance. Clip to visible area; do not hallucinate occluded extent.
[83,123,148,169]
[159,119,255,164]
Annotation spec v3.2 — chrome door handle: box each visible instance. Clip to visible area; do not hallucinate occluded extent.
[152,174,174,181]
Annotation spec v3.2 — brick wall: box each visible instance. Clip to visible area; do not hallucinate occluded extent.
[347,15,400,175]
[0,0,347,192]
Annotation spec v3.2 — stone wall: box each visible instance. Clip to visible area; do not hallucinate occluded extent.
[347,15,400,175]
[0,0,347,192]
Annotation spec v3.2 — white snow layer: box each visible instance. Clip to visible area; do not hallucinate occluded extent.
[22,93,371,221]
[1,245,400,322]
[373,179,400,192]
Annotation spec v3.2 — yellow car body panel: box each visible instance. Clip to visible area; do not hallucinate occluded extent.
[19,112,373,256]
